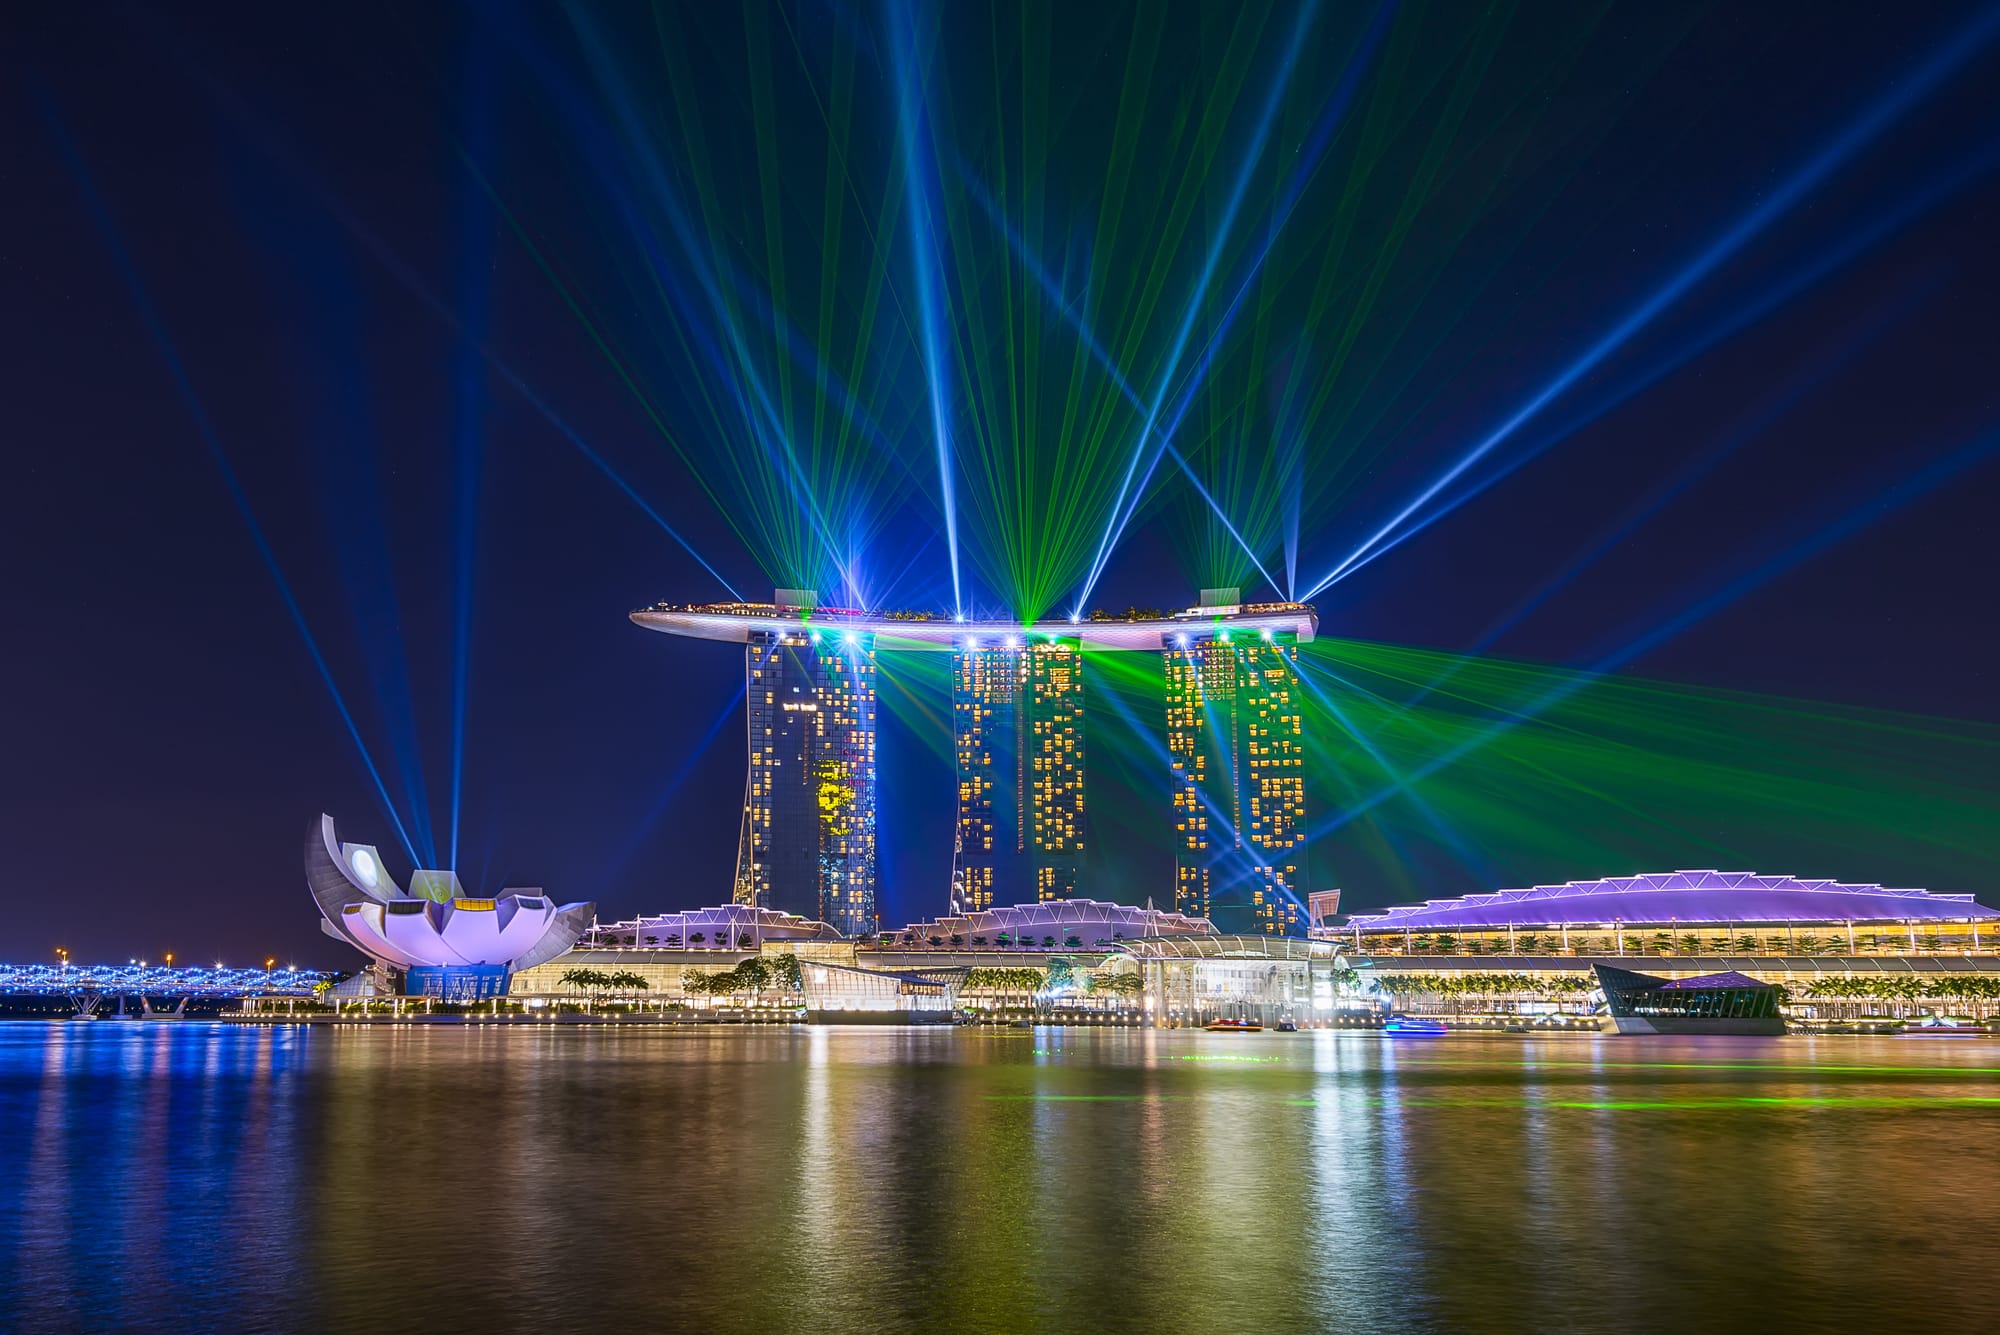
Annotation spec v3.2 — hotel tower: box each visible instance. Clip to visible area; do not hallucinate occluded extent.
[633,589,1314,936]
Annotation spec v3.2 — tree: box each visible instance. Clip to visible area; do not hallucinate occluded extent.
[1679,934,1702,955]
[971,936,987,947]
[690,932,706,945]
[949,935,965,949]
[1064,936,1082,949]
[1090,971,1142,1000]
[1045,957,1077,993]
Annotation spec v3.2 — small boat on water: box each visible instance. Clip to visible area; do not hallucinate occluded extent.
[1274,1017,1299,1032]
[1382,1015,1447,1035]
[1204,1018,1263,1033]
[1899,1015,1986,1038]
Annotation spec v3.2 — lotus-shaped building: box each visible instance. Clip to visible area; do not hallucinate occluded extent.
[307,814,594,998]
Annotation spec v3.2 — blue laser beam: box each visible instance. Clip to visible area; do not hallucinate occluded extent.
[1076,1,1324,611]
[1301,3,2000,602]
[448,40,497,869]
[40,95,424,867]
[1321,133,2000,594]
[595,681,748,896]
[147,20,750,602]
[1306,423,2000,839]
[953,162,1284,601]
[886,0,964,618]
[1079,1,1396,609]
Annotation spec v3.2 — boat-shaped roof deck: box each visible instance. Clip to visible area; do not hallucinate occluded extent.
[630,599,1317,651]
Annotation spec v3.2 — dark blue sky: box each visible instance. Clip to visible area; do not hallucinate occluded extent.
[3,3,1996,965]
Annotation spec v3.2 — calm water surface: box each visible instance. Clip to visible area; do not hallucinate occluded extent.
[3,1023,1998,1333]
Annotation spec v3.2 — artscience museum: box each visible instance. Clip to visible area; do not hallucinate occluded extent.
[307,814,595,999]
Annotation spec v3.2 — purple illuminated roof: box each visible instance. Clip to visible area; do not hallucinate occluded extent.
[1659,971,1767,990]
[1343,870,1997,932]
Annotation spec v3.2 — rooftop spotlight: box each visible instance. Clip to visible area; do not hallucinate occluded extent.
[1005,635,1021,649]
[1220,632,1231,643]
[1261,628,1273,641]
[954,614,965,624]
[1176,633,1189,647]
[843,632,857,646]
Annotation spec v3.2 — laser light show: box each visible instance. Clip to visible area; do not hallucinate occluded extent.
[7,1,1998,958]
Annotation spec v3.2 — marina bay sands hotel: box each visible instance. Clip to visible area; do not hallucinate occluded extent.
[632,590,1318,938]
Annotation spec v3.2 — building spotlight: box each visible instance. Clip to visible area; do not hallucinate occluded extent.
[1005,635,1020,649]
[843,632,857,646]
[1261,627,1273,641]
[1175,633,1189,647]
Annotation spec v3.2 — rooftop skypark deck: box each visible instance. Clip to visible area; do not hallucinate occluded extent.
[630,595,1318,650]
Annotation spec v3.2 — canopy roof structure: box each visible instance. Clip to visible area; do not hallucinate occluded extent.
[899,898,1216,942]
[581,905,844,948]
[1344,870,1997,932]
[630,597,1316,651]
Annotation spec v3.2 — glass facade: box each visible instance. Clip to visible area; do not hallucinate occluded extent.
[739,631,878,937]
[1164,634,1307,935]
[952,639,1085,909]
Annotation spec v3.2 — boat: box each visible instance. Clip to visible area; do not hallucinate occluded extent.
[1899,1015,1986,1038]
[1382,1015,1447,1035]
[1274,1017,1299,1032]
[1203,1018,1263,1032]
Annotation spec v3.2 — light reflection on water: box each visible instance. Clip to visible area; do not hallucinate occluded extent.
[3,1024,1998,1333]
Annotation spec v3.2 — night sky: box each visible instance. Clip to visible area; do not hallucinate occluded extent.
[4,3,1996,967]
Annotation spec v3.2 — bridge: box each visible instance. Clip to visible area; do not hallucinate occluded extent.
[0,964,335,1017]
